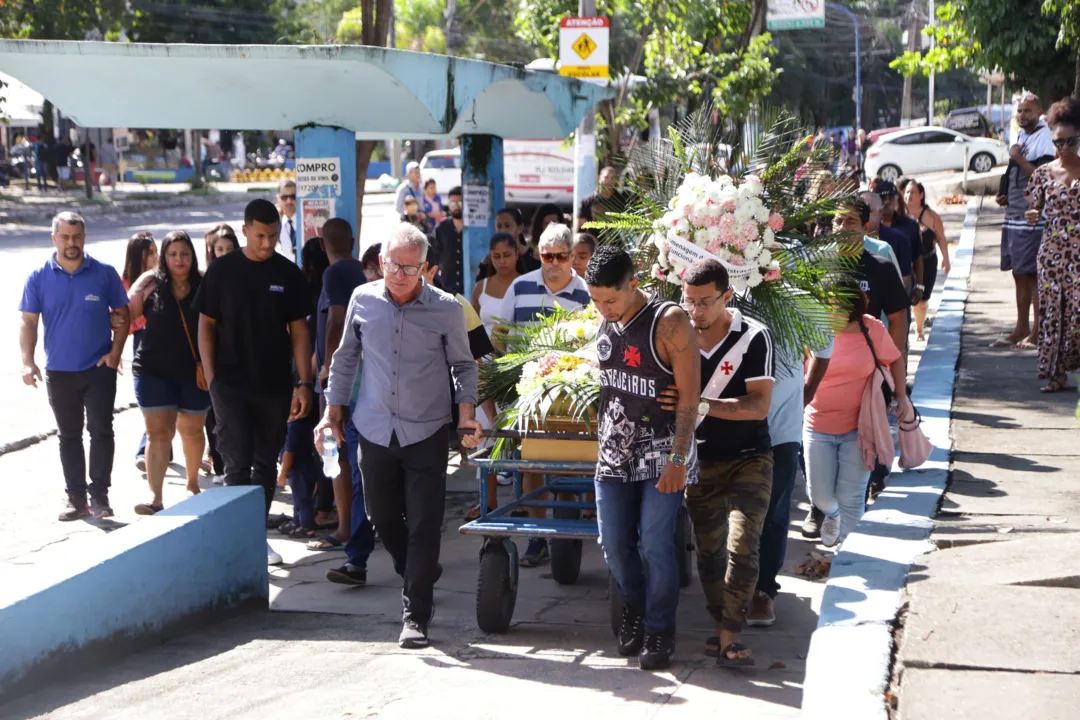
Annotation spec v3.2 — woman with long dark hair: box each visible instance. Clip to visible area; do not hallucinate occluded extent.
[904,181,950,341]
[200,224,237,481]
[803,279,911,548]
[127,231,209,513]
[122,232,157,470]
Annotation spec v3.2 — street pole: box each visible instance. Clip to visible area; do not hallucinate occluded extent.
[928,0,935,125]
[571,0,598,231]
[827,4,861,133]
[900,1,920,125]
[83,129,92,199]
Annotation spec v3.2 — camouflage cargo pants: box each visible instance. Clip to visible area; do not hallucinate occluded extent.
[685,452,774,633]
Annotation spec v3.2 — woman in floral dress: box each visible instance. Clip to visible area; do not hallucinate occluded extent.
[1025,97,1080,393]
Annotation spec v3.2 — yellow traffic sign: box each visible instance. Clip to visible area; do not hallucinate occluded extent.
[572,33,597,60]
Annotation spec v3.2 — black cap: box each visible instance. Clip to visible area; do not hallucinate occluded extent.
[875,180,899,198]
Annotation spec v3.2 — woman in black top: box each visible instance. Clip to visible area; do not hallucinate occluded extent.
[127,231,209,514]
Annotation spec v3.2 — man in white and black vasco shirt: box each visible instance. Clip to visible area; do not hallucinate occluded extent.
[661,258,774,668]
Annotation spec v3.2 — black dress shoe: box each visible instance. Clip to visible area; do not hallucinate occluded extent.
[639,630,675,671]
[326,564,367,586]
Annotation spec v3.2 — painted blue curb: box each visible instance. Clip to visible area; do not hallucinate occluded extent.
[0,486,268,697]
[802,197,982,719]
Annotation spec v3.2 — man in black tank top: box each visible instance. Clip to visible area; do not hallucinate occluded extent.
[585,247,700,671]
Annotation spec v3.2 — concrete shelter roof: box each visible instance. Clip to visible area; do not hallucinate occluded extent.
[0,40,613,139]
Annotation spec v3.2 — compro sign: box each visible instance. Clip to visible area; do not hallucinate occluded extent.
[559,17,610,79]
[295,157,343,197]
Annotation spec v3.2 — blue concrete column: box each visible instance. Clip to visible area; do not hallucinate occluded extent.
[460,135,504,294]
[294,127,358,263]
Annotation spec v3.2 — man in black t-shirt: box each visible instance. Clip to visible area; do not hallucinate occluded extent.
[313,218,377,584]
[659,259,775,668]
[876,182,924,300]
[195,199,314,566]
[835,198,910,357]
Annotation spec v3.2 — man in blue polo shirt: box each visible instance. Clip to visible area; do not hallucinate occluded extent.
[20,212,130,520]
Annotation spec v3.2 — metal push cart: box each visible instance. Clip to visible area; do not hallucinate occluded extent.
[458,428,693,634]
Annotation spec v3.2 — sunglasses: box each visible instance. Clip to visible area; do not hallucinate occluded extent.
[383,260,423,276]
[540,251,571,263]
[279,194,296,200]
[1052,136,1080,149]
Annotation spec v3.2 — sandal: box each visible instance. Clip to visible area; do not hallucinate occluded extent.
[287,525,319,539]
[716,642,755,667]
[306,535,344,551]
[1040,379,1076,394]
[266,513,290,529]
[1013,339,1038,350]
[510,506,529,518]
[465,503,492,521]
[277,520,299,535]
[989,337,1016,348]
[134,502,164,516]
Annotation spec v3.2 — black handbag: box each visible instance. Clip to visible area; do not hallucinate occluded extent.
[857,316,894,406]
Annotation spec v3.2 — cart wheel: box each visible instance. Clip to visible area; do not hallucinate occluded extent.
[550,506,583,586]
[476,539,517,634]
[676,506,693,589]
[608,571,624,637]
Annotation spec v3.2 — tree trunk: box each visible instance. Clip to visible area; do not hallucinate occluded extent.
[41,99,56,185]
[1074,51,1080,99]
[354,0,392,245]
[354,140,377,239]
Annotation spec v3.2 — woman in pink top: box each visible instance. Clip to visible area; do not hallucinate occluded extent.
[804,283,911,547]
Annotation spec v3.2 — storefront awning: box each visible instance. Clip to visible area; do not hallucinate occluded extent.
[0,40,613,139]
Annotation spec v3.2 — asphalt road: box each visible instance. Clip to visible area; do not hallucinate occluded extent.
[0,193,399,449]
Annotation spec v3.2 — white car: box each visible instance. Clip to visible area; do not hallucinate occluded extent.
[865,126,1009,182]
[420,139,578,209]
[419,149,461,197]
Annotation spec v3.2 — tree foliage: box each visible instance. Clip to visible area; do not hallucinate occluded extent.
[126,0,279,44]
[515,0,778,163]
[0,0,125,40]
[890,0,1075,102]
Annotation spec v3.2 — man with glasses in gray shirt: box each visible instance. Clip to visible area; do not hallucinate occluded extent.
[320,223,482,650]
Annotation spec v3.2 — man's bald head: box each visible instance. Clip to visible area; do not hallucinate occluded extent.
[1016,93,1043,132]
[322,218,354,257]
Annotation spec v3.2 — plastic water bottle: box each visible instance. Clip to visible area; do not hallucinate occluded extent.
[321,429,339,477]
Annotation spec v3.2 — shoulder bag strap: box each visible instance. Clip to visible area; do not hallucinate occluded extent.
[857,315,894,402]
[174,290,199,363]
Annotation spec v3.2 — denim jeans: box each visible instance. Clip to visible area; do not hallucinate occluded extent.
[757,442,800,598]
[594,479,684,634]
[344,412,375,569]
[803,428,869,546]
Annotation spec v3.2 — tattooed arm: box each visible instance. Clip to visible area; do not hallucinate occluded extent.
[655,305,701,494]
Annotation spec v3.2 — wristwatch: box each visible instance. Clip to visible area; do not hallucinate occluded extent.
[294,381,314,390]
[915,284,925,291]
[697,399,710,416]
[668,452,688,468]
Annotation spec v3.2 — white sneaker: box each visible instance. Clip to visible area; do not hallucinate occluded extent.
[267,543,283,566]
[210,475,224,486]
[820,512,841,548]
[496,472,513,486]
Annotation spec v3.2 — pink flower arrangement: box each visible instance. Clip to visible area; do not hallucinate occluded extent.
[653,172,784,291]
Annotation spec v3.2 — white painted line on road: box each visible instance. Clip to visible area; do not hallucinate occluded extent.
[802,196,981,720]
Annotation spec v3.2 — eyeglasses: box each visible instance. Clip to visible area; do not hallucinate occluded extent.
[383,260,423,276]
[679,295,725,311]
[540,251,571,263]
[279,194,296,201]
[1053,136,1080,149]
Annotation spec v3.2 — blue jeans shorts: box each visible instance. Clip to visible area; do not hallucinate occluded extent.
[134,373,211,415]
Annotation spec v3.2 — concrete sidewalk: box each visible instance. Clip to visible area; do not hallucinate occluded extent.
[892,207,1080,718]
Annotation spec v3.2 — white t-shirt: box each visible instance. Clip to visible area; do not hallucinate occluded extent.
[279,213,297,261]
